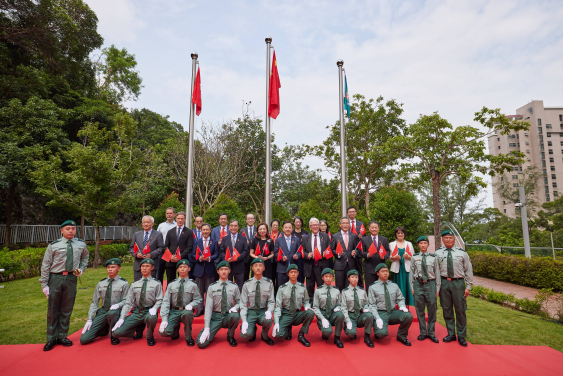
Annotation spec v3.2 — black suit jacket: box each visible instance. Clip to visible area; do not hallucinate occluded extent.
[302,232,331,277]
[240,226,257,263]
[330,231,360,271]
[350,219,365,238]
[361,234,390,275]
[219,233,249,274]
[128,230,165,272]
[164,226,194,267]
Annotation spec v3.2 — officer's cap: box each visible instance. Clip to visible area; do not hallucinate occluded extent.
[416,236,429,244]
[441,230,454,237]
[104,258,121,267]
[140,258,154,266]
[251,258,264,265]
[60,220,76,228]
[375,263,388,273]
[286,264,298,273]
[176,259,190,268]
[347,269,359,278]
[216,260,230,270]
[321,268,333,277]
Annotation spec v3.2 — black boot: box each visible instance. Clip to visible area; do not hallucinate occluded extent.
[43,341,56,351]
[297,331,310,347]
[56,338,73,347]
[186,337,195,347]
[443,334,456,343]
[334,336,344,348]
[364,334,374,348]
[458,337,468,347]
[171,326,180,340]
[227,334,237,347]
[285,329,292,341]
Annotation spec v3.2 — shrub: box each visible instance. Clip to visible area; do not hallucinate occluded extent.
[515,297,542,315]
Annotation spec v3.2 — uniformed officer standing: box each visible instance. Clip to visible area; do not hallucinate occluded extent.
[112,258,163,346]
[435,230,473,347]
[240,258,275,345]
[340,269,374,348]
[409,236,441,343]
[272,264,315,347]
[80,258,129,345]
[40,220,89,351]
[312,268,345,348]
[368,264,413,346]
[197,261,241,348]
[158,259,202,346]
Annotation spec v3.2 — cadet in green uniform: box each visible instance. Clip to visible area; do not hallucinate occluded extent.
[435,230,473,347]
[197,261,241,348]
[240,258,275,345]
[112,258,163,346]
[80,258,129,345]
[409,236,440,343]
[368,264,413,346]
[40,220,89,351]
[340,269,374,348]
[272,264,315,347]
[312,268,345,348]
[158,259,202,347]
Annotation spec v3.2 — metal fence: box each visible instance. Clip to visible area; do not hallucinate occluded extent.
[0,225,139,244]
[466,244,563,258]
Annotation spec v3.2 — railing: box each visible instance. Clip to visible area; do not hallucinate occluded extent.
[0,225,139,244]
[440,221,466,249]
[465,243,563,258]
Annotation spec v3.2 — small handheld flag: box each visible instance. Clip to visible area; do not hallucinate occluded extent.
[391,245,399,258]
[405,244,412,257]
[368,243,377,257]
[324,246,333,259]
[161,248,172,262]
[336,241,344,255]
[203,245,211,258]
[351,221,357,235]
[263,243,270,256]
[277,247,284,262]
[133,243,139,254]
[378,244,387,258]
[142,243,151,255]
[314,246,322,261]
[297,245,304,258]
[328,231,332,241]
[356,241,363,252]
[242,230,246,237]
[195,246,202,260]
[359,224,366,236]
[175,247,181,259]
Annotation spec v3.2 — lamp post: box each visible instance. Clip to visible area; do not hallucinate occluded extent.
[548,220,555,261]
[517,172,531,258]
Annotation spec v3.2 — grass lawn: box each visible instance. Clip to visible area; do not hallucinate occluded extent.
[1,265,563,352]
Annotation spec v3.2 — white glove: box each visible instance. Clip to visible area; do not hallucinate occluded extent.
[82,320,92,334]
[346,322,353,330]
[199,328,210,344]
[185,304,193,311]
[159,322,168,333]
[75,269,83,277]
[272,323,280,336]
[376,318,383,329]
[241,321,249,334]
[228,307,237,313]
[304,306,313,311]
[42,286,49,298]
[333,307,341,312]
[362,308,370,313]
[110,304,120,310]
[400,307,409,312]
[265,311,272,320]
[149,307,157,316]
[321,318,330,328]
[112,319,124,331]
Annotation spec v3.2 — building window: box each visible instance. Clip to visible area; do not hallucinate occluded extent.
[540,135,543,142]
[541,144,545,151]
[498,146,501,149]
[513,167,518,171]
[538,119,542,125]
[543,160,547,167]
[546,186,550,193]
[549,149,554,154]
[539,127,542,134]
[553,183,558,188]
[550,157,555,163]
[545,177,549,185]
[512,175,518,179]
[560,115,562,121]
[548,133,551,137]
[503,200,506,204]
[513,183,518,187]
[561,141,563,146]
[544,169,547,176]
[504,209,507,213]
[497,137,500,141]
[551,166,556,171]
[547,124,553,129]
[541,152,545,159]
[546,194,550,202]
[555,191,559,197]
[548,141,553,146]
[552,174,557,180]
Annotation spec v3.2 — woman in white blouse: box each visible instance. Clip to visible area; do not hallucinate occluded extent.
[389,226,414,307]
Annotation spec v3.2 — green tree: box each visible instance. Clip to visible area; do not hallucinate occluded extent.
[130,108,183,149]
[149,192,185,226]
[493,165,542,217]
[202,194,244,228]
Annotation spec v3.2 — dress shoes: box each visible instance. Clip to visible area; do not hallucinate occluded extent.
[227,335,237,347]
[458,338,468,347]
[111,337,120,345]
[285,331,292,341]
[262,336,275,346]
[443,334,457,343]
[147,338,156,346]
[171,327,180,340]
[397,337,412,346]
[186,337,195,347]
[297,332,310,347]
[248,332,256,342]
[133,331,143,340]
[334,336,344,348]
[43,341,56,351]
[429,336,439,343]
[56,338,73,347]
[364,334,374,348]
[417,335,428,341]
[322,334,329,340]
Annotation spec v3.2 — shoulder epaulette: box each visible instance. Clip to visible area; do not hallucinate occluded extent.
[263,277,271,282]
[75,238,85,242]
[244,279,252,284]
[357,285,365,290]
[119,277,128,282]
[100,277,108,282]
[342,287,349,291]
[227,280,237,286]
[211,281,220,286]
[298,282,304,287]
[50,239,59,245]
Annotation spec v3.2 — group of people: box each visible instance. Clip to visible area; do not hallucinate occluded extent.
[39,206,473,352]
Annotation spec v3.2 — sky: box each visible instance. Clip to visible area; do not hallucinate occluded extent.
[85,0,563,208]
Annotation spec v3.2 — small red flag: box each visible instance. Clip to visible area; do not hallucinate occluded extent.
[268,51,281,119]
[351,222,357,235]
[336,241,344,255]
[192,67,202,116]
[193,231,196,239]
[255,244,261,256]
[328,231,332,241]
[175,247,181,259]
[313,247,322,261]
[242,230,246,237]
[391,245,399,258]
[142,242,151,255]
[162,248,172,262]
[226,247,240,261]
[277,247,284,262]
[405,244,412,257]
[297,245,304,258]
[356,241,363,252]
[220,228,227,239]
[263,243,270,256]
[324,246,333,259]
[195,246,202,260]
[378,244,387,258]
[203,245,211,258]
[368,243,377,256]
[133,243,139,254]
[359,224,366,236]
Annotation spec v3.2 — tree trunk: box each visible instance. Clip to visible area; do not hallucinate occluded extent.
[93,220,101,269]
[80,216,85,239]
[364,181,371,217]
[432,176,442,249]
[4,182,15,247]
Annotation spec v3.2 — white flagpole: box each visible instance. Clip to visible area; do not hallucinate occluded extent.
[265,37,272,225]
[185,52,198,225]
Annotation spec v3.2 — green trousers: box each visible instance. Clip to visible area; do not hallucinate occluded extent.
[196,312,240,349]
[343,311,374,338]
[159,309,195,340]
[272,309,315,338]
[413,279,438,337]
[373,309,413,341]
[113,308,158,340]
[47,273,77,342]
[316,311,344,338]
[240,308,273,341]
[439,278,467,338]
[80,308,121,345]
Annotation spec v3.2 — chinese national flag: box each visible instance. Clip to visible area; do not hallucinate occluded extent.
[368,243,377,257]
[192,67,202,116]
[324,245,333,259]
[405,244,412,257]
[193,232,196,239]
[313,247,322,261]
[268,51,281,119]
[175,247,181,259]
[162,248,172,262]
[203,245,211,258]
[142,243,151,255]
[336,241,344,255]
[277,248,284,261]
[391,245,399,258]
[378,244,387,258]
[133,243,140,254]
[359,224,366,236]
[262,243,270,256]
[297,245,304,258]
[242,230,246,237]
[195,246,202,260]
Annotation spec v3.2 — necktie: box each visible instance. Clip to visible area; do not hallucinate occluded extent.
[231,236,236,252]
[353,287,361,313]
[344,232,349,249]
[177,227,181,241]
[177,279,185,307]
[325,286,332,317]
[204,238,208,249]
[249,227,253,239]
[421,254,429,281]
[221,282,228,314]
[198,230,201,240]
[373,236,377,248]
[447,249,454,278]
[143,231,149,248]
[103,279,113,310]
[255,281,261,312]
[289,285,296,314]
[314,235,319,266]
[352,221,356,234]
[383,282,392,313]
[286,237,291,251]
[65,239,74,271]
[139,278,147,312]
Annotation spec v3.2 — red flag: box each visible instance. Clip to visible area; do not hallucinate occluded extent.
[263,243,270,256]
[195,246,202,260]
[193,231,196,239]
[336,241,344,255]
[227,246,240,261]
[277,247,284,261]
[313,247,322,261]
[226,247,231,260]
[359,224,366,236]
[405,244,412,257]
[351,222,357,235]
[161,248,172,262]
[255,243,261,256]
[242,230,246,237]
[378,244,387,258]
[368,243,377,257]
[391,244,399,258]
[356,241,363,252]
[142,242,151,255]
[268,51,281,119]
[192,67,202,116]
[220,228,227,239]
[297,245,304,258]
[175,247,181,259]
[133,243,140,254]
[328,231,332,241]
[324,246,333,259]
[203,245,211,258]
[232,248,240,261]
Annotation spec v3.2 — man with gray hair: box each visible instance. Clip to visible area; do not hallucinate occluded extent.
[302,217,331,305]
[156,207,177,283]
[129,215,165,282]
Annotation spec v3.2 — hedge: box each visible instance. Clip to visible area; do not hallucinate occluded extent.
[0,243,130,281]
[468,251,563,292]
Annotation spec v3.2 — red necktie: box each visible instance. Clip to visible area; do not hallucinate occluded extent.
[314,235,318,266]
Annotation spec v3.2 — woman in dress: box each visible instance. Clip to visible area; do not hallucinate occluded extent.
[389,226,414,308]
[292,216,308,284]
[249,222,274,279]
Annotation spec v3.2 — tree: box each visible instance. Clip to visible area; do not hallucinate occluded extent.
[130,108,183,150]
[149,192,185,227]
[201,194,244,228]
[394,108,529,247]
[492,165,543,217]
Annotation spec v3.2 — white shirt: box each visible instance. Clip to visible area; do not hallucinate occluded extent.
[310,232,320,251]
[157,220,177,242]
[202,236,209,248]
[246,226,254,239]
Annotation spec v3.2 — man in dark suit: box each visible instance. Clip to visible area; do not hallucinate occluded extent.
[361,221,390,288]
[347,206,365,288]
[211,213,229,269]
[302,217,331,305]
[219,220,249,291]
[240,213,257,281]
[164,211,194,284]
[189,223,219,317]
[331,217,359,291]
[274,221,302,287]
[129,215,165,281]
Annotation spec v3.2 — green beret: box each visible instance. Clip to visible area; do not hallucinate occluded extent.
[375,263,388,273]
[176,259,190,268]
[60,220,76,228]
[347,269,359,278]
[216,261,230,270]
[286,264,298,273]
[416,236,429,244]
[321,268,333,277]
[251,258,264,265]
[140,258,154,266]
[104,258,121,266]
[441,230,454,237]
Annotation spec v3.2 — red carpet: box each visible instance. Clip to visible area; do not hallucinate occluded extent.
[1,307,561,376]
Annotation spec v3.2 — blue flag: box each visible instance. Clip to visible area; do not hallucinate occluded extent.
[344,74,350,118]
